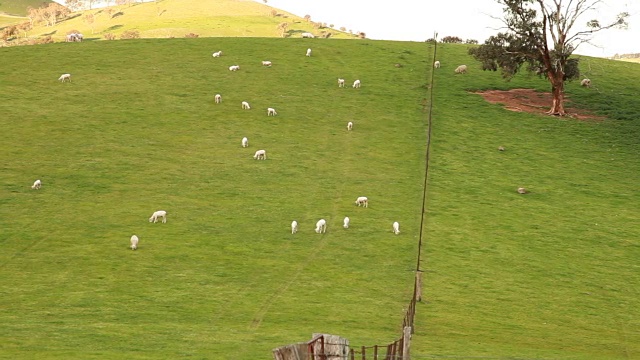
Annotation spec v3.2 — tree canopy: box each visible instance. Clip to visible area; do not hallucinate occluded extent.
[469,0,629,116]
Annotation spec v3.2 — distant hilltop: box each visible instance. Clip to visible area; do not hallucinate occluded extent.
[610,53,640,61]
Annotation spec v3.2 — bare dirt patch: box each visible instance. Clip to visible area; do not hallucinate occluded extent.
[475,88,605,120]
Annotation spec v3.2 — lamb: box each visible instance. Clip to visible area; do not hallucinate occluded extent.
[306,48,312,57]
[315,219,327,233]
[343,217,350,229]
[214,94,221,104]
[212,51,222,57]
[58,73,71,82]
[229,65,240,71]
[454,65,467,74]
[338,78,345,87]
[498,146,505,151]
[242,137,248,148]
[352,79,361,88]
[581,78,591,87]
[149,210,167,223]
[262,60,272,66]
[253,149,267,160]
[347,121,353,131]
[355,196,368,207]
[130,235,139,250]
[242,101,251,110]
[392,221,400,235]
[301,32,315,38]
[434,61,441,68]
[517,187,528,194]
[31,179,42,190]
[267,107,277,116]
[291,220,298,234]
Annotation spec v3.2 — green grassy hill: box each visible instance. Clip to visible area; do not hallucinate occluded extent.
[0,38,638,359]
[0,0,50,16]
[23,0,351,42]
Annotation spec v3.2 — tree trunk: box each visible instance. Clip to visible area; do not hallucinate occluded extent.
[547,72,566,116]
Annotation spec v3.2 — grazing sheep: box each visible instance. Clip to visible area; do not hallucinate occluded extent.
[343,217,350,229]
[229,65,240,71]
[262,60,272,66]
[315,219,327,233]
[581,78,591,87]
[31,179,42,190]
[291,220,298,234]
[58,73,71,82]
[253,149,267,160]
[347,121,353,131]
[242,137,248,148]
[434,60,441,68]
[454,65,467,74]
[306,48,312,57]
[498,146,505,151]
[212,51,222,57]
[393,221,400,235]
[267,107,277,116]
[149,210,167,223]
[75,33,84,42]
[214,94,221,104]
[338,78,345,87]
[517,187,528,194]
[242,101,251,110]
[355,196,368,208]
[130,235,139,250]
[301,32,315,38]
[352,79,361,88]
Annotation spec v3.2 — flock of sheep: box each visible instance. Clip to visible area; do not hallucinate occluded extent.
[45,44,408,251]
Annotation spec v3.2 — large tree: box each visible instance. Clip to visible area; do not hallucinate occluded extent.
[469,0,629,116]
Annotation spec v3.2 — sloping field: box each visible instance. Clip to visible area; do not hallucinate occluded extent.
[26,0,352,42]
[1,38,638,359]
[0,0,51,16]
[0,38,429,359]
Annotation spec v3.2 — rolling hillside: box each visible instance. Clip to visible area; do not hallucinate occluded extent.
[0,0,51,16]
[1,36,639,359]
[17,0,352,42]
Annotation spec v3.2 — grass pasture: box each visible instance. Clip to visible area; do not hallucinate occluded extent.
[0,38,639,359]
[0,38,429,359]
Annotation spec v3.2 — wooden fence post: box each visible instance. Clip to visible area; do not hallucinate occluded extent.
[402,326,411,360]
[415,271,423,302]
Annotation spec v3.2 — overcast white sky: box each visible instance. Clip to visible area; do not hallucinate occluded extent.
[258,0,640,57]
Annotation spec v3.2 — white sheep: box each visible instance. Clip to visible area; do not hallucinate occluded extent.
[262,60,272,66]
[242,101,251,110]
[343,217,350,229]
[392,221,400,235]
[347,121,353,131]
[214,94,221,104]
[352,79,361,88]
[242,137,248,148]
[301,32,315,38]
[434,61,441,68]
[31,179,42,190]
[291,220,298,234]
[338,78,345,87]
[315,219,326,233]
[58,73,71,82]
[355,196,368,208]
[130,235,139,250]
[149,210,167,223]
[229,65,240,71]
[212,51,222,57]
[581,78,591,87]
[267,107,277,116]
[253,149,267,160]
[454,65,467,74]
[306,48,312,57]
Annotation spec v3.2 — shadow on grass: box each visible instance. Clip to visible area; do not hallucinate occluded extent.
[104,24,123,32]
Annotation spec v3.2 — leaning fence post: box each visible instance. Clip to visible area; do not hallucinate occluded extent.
[402,326,411,360]
[415,271,423,302]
